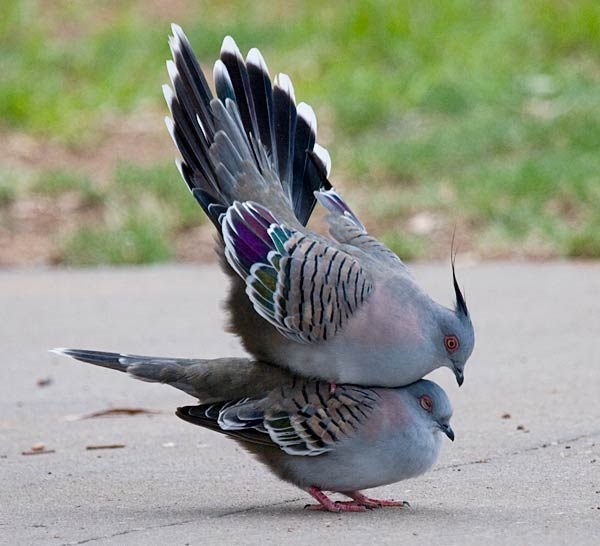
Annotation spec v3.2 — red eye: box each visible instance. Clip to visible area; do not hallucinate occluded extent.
[420,395,433,412]
[444,335,459,353]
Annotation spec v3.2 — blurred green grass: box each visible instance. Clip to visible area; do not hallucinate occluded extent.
[57,161,198,264]
[2,0,600,263]
[61,211,172,266]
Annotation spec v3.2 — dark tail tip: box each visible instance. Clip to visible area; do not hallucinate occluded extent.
[50,348,130,373]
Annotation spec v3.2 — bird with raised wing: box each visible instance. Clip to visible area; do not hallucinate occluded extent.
[163,25,474,388]
[53,348,454,512]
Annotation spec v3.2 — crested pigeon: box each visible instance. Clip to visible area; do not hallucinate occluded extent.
[163,25,474,387]
[53,348,454,512]
[51,348,290,403]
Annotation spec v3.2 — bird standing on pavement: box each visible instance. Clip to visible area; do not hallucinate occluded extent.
[53,348,454,512]
[163,24,474,388]
[52,25,470,514]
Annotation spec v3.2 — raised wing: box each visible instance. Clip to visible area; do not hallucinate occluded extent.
[316,189,408,270]
[164,25,331,230]
[222,201,374,343]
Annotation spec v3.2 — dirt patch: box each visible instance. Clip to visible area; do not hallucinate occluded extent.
[0,192,104,266]
[1,108,172,184]
[0,109,183,266]
[174,225,218,264]
[0,113,551,267]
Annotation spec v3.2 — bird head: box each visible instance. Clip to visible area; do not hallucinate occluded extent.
[434,258,475,386]
[407,380,454,441]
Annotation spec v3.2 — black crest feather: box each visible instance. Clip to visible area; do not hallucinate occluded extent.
[451,233,468,318]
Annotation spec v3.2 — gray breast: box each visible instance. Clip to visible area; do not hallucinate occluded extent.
[278,419,442,492]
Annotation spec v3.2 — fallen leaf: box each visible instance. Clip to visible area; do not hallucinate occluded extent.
[78,407,160,419]
[85,444,126,450]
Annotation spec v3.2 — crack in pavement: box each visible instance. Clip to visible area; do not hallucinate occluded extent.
[59,519,195,546]
[436,429,600,471]
[218,429,600,517]
[57,428,600,542]
[216,496,305,517]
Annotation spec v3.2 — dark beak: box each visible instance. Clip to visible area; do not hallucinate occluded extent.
[441,424,455,442]
[453,367,464,387]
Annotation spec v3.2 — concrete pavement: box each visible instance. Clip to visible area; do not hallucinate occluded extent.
[1,262,599,545]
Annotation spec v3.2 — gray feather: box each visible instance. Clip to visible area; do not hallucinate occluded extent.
[52,348,291,403]
[178,379,453,494]
[162,28,475,388]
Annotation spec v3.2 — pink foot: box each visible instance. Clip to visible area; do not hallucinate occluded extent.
[348,491,410,508]
[305,486,367,513]
[329,382,337,395]
[305,501,368,513]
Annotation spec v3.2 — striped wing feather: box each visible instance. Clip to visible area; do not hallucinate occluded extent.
[264,382,380,455]
[217,382,381,456]
[223,202,374,344]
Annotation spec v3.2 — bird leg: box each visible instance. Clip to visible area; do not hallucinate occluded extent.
[305,486,367,512]
[346,491,410,508]
[329,382,337,395]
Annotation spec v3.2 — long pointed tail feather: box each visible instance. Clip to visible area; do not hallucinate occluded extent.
[51,348,292,402]
[50,348,132,373]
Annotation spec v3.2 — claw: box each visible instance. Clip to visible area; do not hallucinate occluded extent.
[305,501,367,513]
[347,491,410,508]
[306,486,409,513]
[306,486,366,513]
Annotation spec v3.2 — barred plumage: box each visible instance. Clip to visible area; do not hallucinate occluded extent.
[279,235,373,342]
[197,381,381,456]
[54,350,455,511]
[164,26,475,388]
[222,202,374,344]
